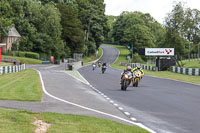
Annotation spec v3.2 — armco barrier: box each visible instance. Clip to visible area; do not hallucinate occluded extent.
[0,64,26,75]
[120,62,158,71]
[171,66,200,76]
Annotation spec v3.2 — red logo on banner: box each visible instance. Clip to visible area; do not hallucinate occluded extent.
[165,49,172,54]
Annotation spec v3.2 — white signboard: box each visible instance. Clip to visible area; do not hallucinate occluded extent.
[145,48,174,56]
[0,43,6,47]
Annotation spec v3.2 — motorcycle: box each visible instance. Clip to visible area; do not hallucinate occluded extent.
[121,71,132,91]
[132,70,142,87]
[102,65,107,74]
[92,64,96,70]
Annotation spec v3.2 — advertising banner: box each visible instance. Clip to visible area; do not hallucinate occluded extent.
[145,48,174,56]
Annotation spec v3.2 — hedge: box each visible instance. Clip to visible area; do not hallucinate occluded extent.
[25,52,39,59]
[18,51,39,59]
[18,52,26,57]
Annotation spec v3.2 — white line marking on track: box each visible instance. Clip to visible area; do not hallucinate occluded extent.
[37,69,156,133]
[118,107,124,110]
[64,71,90,85]
[131,117,137,121]
[124,112,130,116]
[114,104,118,106]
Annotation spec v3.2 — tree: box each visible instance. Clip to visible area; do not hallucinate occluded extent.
[0,0,13,39]
[163,2,199,56]
[7,0,65,59]
[112,11,157,50]
[76,0,108,49]
[56,4,85,55]
[104,15,117,43]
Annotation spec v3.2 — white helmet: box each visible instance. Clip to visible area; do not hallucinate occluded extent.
[136,63,141,69]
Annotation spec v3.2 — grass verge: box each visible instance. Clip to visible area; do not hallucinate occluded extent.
[2,55,42,64]
[0,108,149,133]
[64,70,88,84]
[0,62,13,66]
[82,47,103,66]
[0,69,42,101]
[104,44,130,69]
[178,59,200,68]
[145,70,200,84]
[106,44,200,85]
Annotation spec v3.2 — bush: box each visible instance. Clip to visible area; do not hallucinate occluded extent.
[3,51,40,59]
[25,52,39,59]
[18,52,26,57]
[132,53,145,63]
[86,41,96,55]
[17,51,39,59]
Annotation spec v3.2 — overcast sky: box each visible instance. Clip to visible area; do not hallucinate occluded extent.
[104,0,200,24]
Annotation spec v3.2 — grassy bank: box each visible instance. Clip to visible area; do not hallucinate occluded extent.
[179,59,200,68]
[0,62,13,66]
[82,47,103,65]
[0,108,149,133]
[2,55,42,64]
[145,70,200,84]
[107,44,200,85]
[0,69,42,101]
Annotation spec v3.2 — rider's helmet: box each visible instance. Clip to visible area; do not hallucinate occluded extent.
[136,63,141,69]
[127,65,132,71]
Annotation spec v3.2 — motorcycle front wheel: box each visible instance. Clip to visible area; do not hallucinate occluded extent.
[121,81,127,91]
[135,79,139,87]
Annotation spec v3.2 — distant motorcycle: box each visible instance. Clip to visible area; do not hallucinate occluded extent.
[121,71,132,91]
[92,64,96,70]
[132,70,142,87]
[98,62,102,67]
[102,65,107,74]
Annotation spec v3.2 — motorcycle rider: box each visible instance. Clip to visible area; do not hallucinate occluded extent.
[120,65,132,84]
[101,62,107,73]
[92,63,96,70]
[102,62,107,67]
[98,61,102,67]
[132,64,144,77]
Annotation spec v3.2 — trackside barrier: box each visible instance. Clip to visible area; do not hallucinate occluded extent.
[0,64,26,75]
[120,62,158,71]
[171,66,200,76]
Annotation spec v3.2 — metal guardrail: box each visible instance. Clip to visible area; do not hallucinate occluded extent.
[0,64,26,74]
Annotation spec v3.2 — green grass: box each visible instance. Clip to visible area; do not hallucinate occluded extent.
[82,47,103,66]
[0,108,149,133]
[64,70,89,84]
[178,59,200,68]
[145,70,200,84]
[104,44,130,69]
[106,44,200,85]
[0,69,42,101]
[0,108,35,133]
[144,63,156,67]
[2,55,42,64]
[0,62,13,66]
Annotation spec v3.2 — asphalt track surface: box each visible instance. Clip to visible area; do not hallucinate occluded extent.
[79,44,200,133]
[0,64,134,125]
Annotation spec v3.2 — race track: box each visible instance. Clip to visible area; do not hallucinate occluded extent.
[79,44,200,133]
